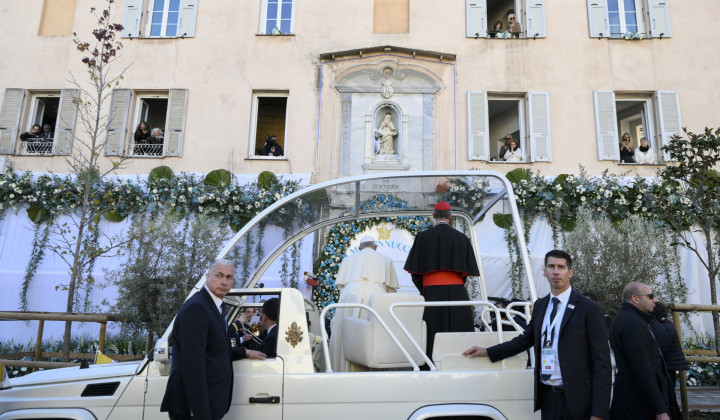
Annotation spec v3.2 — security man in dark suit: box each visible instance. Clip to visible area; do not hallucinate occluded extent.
[464,250,612,420]
[161,259,266,420]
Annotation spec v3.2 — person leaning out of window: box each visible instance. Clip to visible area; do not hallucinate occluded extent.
[489,20,503,38]
[619,132,635,163]
[507,14,522,38]
[262,135,284,156]
[20,124,42,141]
[148,128,164,144]
[633,137,656,164]
[504,138,522,162]
[134,121,150,143]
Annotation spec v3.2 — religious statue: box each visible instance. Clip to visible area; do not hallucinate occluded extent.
[375,112,398,155]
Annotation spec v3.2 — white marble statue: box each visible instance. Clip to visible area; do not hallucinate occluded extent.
[376,112,398,155]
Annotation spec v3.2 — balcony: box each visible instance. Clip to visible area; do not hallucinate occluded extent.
[18,139,53,155]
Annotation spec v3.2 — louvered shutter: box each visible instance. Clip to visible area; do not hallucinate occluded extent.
[178,0,198,38]
[648,0,671,38]
[593,90,619,160]
[467,90,489,161]
[466,0,486,38]
[525,0,546,38]
[164,89,188,156]
[655,91,682,162]
[528,92,551,162]
[0,89,25,155]
[105,89,131,156]
[587,0,609,37]
[121,0,143,38]
[55,89,79,155]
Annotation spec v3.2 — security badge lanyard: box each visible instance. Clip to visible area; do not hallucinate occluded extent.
[541,308,562,378]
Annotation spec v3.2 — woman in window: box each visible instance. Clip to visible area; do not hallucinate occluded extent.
[149,128,164,144]
[633,137,656,164]
[619,132,635,163]
[489,20,503,38]
[504,139,523,162]
[507,14,522,38]
[134,121,150,143]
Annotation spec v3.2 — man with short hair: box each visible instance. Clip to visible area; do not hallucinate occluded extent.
[20,124,42,140]
[464,250,612,420]
[161,260,266,420]
[330,235,398,371]
[404,202,480,361]
[610,282,671,420]
[257,298,280,358]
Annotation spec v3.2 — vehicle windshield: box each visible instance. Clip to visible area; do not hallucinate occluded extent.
[215,171,529,294]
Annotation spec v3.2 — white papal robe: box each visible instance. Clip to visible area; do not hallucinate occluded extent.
[330,247,399,372]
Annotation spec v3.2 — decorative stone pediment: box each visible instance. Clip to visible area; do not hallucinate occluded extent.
[334,59,443,95]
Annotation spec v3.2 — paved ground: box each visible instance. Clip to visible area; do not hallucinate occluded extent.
[683,387,720,412]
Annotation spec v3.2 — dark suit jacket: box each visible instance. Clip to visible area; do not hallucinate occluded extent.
[161,288,244,420]
[487,289,612,420]
[611,302,669,419]
[258,325,278,358]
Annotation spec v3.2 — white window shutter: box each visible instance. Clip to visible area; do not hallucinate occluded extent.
[54,89,79,156]
[655,90,682,162]
[0,88,25,155]
[178,0,198,38]
[467,90,489,161]
[466,0,486,38]
[648,0,671,38]
[587,0,609,37]
[165,89,188,157]
[121,0,144,38]
[528,92,551,162]
[593,90,619,161]
[105,89,131,156]
[525,0,546,38]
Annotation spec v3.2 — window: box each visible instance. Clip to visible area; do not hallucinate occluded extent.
[467,91,551,162]
[105,89,188,157]
[466,0,546,39]
[593,90,682,163]
[0,88,79,156]
[121,0,198,38]
[249,93,288,158]
[587,0,671,38]
[260,0,294,35]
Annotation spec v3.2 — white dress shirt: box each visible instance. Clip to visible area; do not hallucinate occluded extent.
[541,286,572,386]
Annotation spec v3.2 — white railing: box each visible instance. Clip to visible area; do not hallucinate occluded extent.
[131,142,163,157]
[18,140,54,155]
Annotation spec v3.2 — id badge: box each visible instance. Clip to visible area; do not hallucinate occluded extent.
[541,346,555,376]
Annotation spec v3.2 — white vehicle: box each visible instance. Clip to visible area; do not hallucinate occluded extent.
[0,171,540,420]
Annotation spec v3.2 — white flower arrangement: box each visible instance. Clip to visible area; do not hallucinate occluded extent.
[623,31,644,40]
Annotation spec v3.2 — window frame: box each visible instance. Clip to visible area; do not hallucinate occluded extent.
[587,0,670,38]
[465,0,547,39]
[129,92,170,157]
[259,0,295,35]
[19,91,61,155]
[593,90,681,164]
[248,92,289,159]
[487,94,527,163]
[147,0,181,38]
[607,0,645,37]
[121,0,198,39]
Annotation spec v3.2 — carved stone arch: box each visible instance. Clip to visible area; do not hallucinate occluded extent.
[334,59,444,94]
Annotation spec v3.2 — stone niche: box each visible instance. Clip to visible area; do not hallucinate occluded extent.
[334,58,443,176]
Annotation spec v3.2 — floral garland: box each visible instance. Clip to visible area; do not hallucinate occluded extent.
[0,169,306,227]
[312,194,432,308]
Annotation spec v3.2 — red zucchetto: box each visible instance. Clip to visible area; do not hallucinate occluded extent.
[434,201,452,210]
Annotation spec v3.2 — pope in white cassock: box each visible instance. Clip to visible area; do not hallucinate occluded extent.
[330,235,399,372]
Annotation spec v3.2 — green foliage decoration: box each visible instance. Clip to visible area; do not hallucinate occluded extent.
[203,169,232,188]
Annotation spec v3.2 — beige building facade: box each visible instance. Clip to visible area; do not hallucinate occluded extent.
[0,0,716,182]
